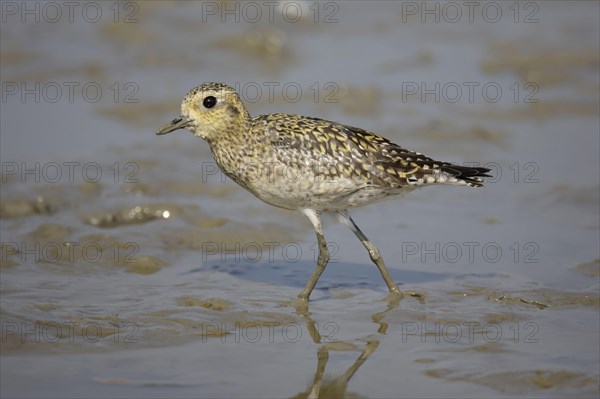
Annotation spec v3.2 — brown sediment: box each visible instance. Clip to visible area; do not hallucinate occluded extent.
[547,184,600,206]
[416,123,509,148]
[482,48,599,87]
[83,203,180,228]
[93,377,200,387]
[0,258,18,268]
[97,100,181,128]
[0,196,56,218]
[467,342,505,353]
[123,183,159,196]
[3,62,106,83]
[159,222,300,253]
[448,285,599,309]
[336,85,383,117]
[572,259,600,277]
[331,291,355,300]
[159,179,237,197]
[79,181,103,197]
[404,291,426,303]
[483,216,499,225]
[27,223,72,241]
[0,49,31,65]
[34,304,57,312]
[124,256,167,275]
[483,312,523,325]
[490,291,599,309]
[466,101,600,121]
[100,10,156,46]
[425,368,599,394]
[188,216,228,229]
[490,295,550,310]
[207,28,291,66]
[142,307,299,337]
[414,358,436,364]
[377,51,435,74]
[176,297,233,311]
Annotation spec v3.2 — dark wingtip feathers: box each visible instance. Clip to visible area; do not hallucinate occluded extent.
[441,165,492,187]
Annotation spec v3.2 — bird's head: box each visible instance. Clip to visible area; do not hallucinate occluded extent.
[156,82,249,142]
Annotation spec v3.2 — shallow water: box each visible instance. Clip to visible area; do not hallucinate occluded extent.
[1,1,599,398]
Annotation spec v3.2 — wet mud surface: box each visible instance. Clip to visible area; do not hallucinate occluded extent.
[1,1,599,398]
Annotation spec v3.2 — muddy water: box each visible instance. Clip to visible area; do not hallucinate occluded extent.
[1,2,599,398]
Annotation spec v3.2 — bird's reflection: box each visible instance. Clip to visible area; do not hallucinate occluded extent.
[291,340,379,399]
[292,293,414,399]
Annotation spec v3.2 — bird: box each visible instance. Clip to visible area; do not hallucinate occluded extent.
[157,82,490,304]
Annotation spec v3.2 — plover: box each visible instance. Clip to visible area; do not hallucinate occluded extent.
[157,82,490,303]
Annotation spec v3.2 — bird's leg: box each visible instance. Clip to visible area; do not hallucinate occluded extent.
[298,209,330,304]
[336,210,402,297]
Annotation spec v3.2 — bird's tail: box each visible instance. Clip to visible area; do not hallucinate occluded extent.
[440,164,492,187]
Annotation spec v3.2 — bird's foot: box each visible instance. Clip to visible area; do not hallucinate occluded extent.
[295,296,309,314]
[385,289,404,303]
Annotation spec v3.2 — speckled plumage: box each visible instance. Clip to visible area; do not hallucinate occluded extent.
[157,82,491,303]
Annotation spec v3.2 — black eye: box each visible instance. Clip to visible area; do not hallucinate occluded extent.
[203,96,217,108]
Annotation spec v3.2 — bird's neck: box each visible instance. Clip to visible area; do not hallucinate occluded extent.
[207,117,256,177]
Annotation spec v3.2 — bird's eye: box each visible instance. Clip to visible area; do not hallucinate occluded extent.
[203,96,217,109]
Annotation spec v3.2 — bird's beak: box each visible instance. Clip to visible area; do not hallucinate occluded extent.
[156,116,192,135]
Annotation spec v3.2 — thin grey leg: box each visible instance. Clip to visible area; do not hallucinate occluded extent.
[298,209,330,302]
[336,210,401,296]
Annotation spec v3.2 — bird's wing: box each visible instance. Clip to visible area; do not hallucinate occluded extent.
[259,114,490,187]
